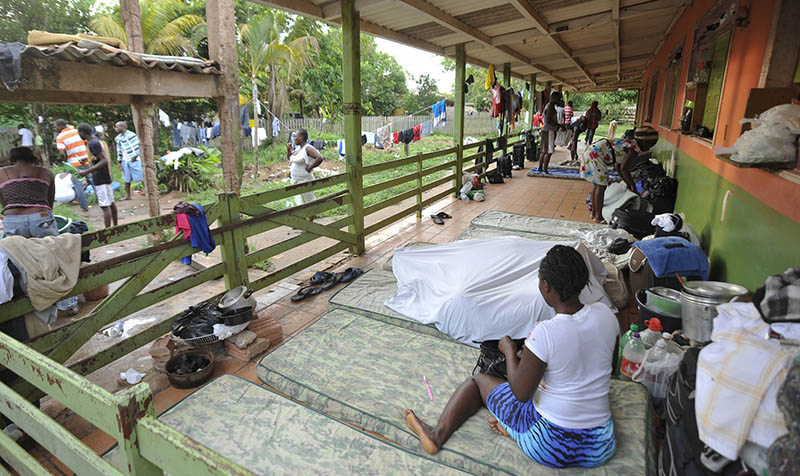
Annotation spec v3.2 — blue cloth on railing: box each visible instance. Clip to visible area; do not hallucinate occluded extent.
[633,237,708,279]
[187,203,215,254]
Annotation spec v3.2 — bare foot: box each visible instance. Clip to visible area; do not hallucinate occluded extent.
[592,217,607,224]
[404,409,440,454]
[488,417,510,437]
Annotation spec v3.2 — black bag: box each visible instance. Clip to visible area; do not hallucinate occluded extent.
[512,144,525,169]
[472,339,525,379]
[486,170,504,184]
[610,207,655,238]
[498,154,512,177]
[525,131,537,162]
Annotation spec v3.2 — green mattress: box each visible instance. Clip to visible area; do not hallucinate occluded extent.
[256,310,653,476]
[105,374,468,475]
[467,211,606,240]
[328,268,455,341]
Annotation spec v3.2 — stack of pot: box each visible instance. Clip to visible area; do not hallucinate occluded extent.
[680,281,748,343]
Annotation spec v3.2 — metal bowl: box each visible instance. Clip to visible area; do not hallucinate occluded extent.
[165,350,215,389]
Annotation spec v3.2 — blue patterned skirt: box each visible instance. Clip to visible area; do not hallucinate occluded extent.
[486,383,616,468]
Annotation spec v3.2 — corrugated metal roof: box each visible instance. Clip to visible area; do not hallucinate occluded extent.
[21,43,221,75]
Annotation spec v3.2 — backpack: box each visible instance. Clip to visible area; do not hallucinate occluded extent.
[498,155,513,178]
[486,170,504,184]
[525,131,537,162]
[610,207,655,238]
[512,144,525,169]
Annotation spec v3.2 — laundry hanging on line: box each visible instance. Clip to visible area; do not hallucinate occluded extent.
[432,100,446,128]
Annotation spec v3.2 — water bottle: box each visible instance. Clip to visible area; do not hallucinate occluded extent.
[647,339,668,364]
[640,317,663,349]
[617,323,639,374]
[621,333,646,378]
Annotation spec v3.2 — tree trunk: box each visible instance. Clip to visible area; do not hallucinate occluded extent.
[252,79,259,179]
[269,63,276,145]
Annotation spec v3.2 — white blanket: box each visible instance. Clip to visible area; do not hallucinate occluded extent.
[385,237,615,346]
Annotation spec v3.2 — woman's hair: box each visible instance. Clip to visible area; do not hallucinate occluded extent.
[634,126,659,151]
[296,129,308,142]
[540,245,589,302]
[9,147,37,164]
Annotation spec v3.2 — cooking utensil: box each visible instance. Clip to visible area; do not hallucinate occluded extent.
[680,281,748,342]
[219,286,256,313]
[165,350,214,389]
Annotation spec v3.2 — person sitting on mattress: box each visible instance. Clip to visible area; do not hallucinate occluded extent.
[405,245,619,469]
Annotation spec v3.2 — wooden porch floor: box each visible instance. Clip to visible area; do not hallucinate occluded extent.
[33,149,642,473]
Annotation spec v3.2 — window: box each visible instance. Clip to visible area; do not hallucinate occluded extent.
[660,46,682,128]
[646,70,659,123]
[684,0,734,139]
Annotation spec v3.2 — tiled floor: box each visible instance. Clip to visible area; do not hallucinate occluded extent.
[37,157,644,472]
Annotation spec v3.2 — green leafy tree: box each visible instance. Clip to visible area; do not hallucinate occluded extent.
[89,0,206,56]
[569,91,639,119]
[403,74,441,115]
[238,10,318,175]
[0,0,94,43]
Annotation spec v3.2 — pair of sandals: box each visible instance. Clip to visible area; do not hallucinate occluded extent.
[291,267,365,301]
[431,211,452,225]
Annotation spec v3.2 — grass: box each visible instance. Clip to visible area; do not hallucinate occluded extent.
[251,258,273,272]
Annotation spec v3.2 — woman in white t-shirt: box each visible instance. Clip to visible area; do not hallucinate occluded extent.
[287,129,324,209]
[405,245,620,468]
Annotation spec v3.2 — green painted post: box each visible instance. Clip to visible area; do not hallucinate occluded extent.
[416,153,423,218]
[453,43,466,196]
[502,62,511,155]
[342,0,365,254]
[115,385,160,476]
[218,193,248,289]
[528,74,537,130]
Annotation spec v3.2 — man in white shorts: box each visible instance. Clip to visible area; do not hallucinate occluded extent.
[77,123,118,228]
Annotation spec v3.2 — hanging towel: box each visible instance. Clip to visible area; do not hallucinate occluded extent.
[175,212,193,265]
[412,125,421,142]
[186,203,215,255]
[420,120,433,138]
[337,139,346,157]
[393,131,400,144]
[485,64,496,90]
[432,100,447,128]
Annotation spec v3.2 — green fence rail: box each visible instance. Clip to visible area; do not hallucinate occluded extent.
[0,128,531,475]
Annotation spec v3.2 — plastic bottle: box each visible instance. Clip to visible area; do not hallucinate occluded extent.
[647,339,668,364]
[617,323,639,374]
[640,318,663,349]
[621,333,646,378]
[661,332,682,355]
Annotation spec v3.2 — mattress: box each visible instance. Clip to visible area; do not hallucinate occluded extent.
[104,374,468,475]
[468,211,606,240]
[257,310,653,476]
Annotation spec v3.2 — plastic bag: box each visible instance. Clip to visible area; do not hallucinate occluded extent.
[554,129,569,147]
[632,346,682,399]
[716,123,796,164]
[740,103,800,135]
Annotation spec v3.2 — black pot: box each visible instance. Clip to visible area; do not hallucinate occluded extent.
[222,306,253,327]
[165,351,214,389]
[636,289,682,333]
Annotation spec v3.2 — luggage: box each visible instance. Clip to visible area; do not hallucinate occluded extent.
[512,144,525,169]
[610,207,655,239]
[498,155,513,178]
[486,170,504,184]
[525,131,537,162]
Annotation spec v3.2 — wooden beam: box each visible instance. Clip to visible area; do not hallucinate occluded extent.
[613,0,621,81]
[453,43,466,195]
[644,1,690,70]
[250,0,322,19]
[507,0,595,87]
[322,0,384,20]
[528,73,536,128]
[759,0,800,87]
[342,0,365,254]
[396,0,573,86]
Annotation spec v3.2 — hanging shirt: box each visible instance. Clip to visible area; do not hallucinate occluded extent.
[485,64,496,90]
[412,125,421,142]
[272,117,280,137]
[392,131,400,144]
[491,84,503,118]
[432,100,447,128]
[420,120,433,138]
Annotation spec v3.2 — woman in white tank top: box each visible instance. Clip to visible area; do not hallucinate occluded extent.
[286,129,324,208]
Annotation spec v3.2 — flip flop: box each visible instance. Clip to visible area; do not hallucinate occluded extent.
[433,212,452,219]
[340,267,364,283]
[310,271,333,284]
[431,215,444,225]
[291,286,323,301]
[320,273,343,291]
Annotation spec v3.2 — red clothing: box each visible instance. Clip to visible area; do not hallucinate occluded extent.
[532,114,543,127]
[175,213,192,240]
[491,84,503,117]
[412,125,421,142]
[586,107,602,129]
[392,131,400,144]
[564,105,573,124]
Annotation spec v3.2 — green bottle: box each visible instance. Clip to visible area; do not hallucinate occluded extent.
[617,323,639,375]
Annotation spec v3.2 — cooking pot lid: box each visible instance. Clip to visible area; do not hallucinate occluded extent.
[220,285,249,308]
[682,281,748,299]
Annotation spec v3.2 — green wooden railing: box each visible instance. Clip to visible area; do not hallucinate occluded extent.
[0,129,529,475]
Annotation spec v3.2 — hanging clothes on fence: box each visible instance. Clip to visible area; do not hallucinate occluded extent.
[432,100,447,128]
[393,131,400,144]
[401,129,414,144]
[420,120,433,138]
[491,84,504,118]
[412,125,421,142]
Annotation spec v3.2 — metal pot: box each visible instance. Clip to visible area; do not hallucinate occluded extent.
[680,281,748,342]
[219,286,255,313]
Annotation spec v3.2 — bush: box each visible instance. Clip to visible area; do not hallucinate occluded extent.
[158,146,221,193]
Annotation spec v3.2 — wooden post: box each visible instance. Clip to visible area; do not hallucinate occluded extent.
[544,80,552,112]
[206,0,243,195]
[416,153,423,218]
[342,0,365,254]
[502,62,511,156]
[528,74,537,130]
[453,43,466,196]
[557,84,563,93]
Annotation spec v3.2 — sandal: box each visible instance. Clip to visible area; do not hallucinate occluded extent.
[291,286,323,301]
[310,271,333,284]
[320,273,343,291]
[433,211,452,219]
[431,215,444,225]
[340,267,364,283]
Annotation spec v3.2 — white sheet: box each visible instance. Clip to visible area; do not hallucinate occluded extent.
[385,237,615,346]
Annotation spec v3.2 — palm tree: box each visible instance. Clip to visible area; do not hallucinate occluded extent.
[238,11,317,178]
[89,0,206,56]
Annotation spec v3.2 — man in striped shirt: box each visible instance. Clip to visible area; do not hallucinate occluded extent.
[114,121,142,201]
[54,119,90,212]
[564,101,574,125]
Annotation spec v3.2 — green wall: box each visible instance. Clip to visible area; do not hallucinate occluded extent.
[653,139,800,291]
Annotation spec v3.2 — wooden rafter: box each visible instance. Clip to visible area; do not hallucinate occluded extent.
[506,0,595,87]
[395,0,574,87]
[613,0,621,81]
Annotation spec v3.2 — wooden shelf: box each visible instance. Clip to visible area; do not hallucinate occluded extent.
[716,153,795,169]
